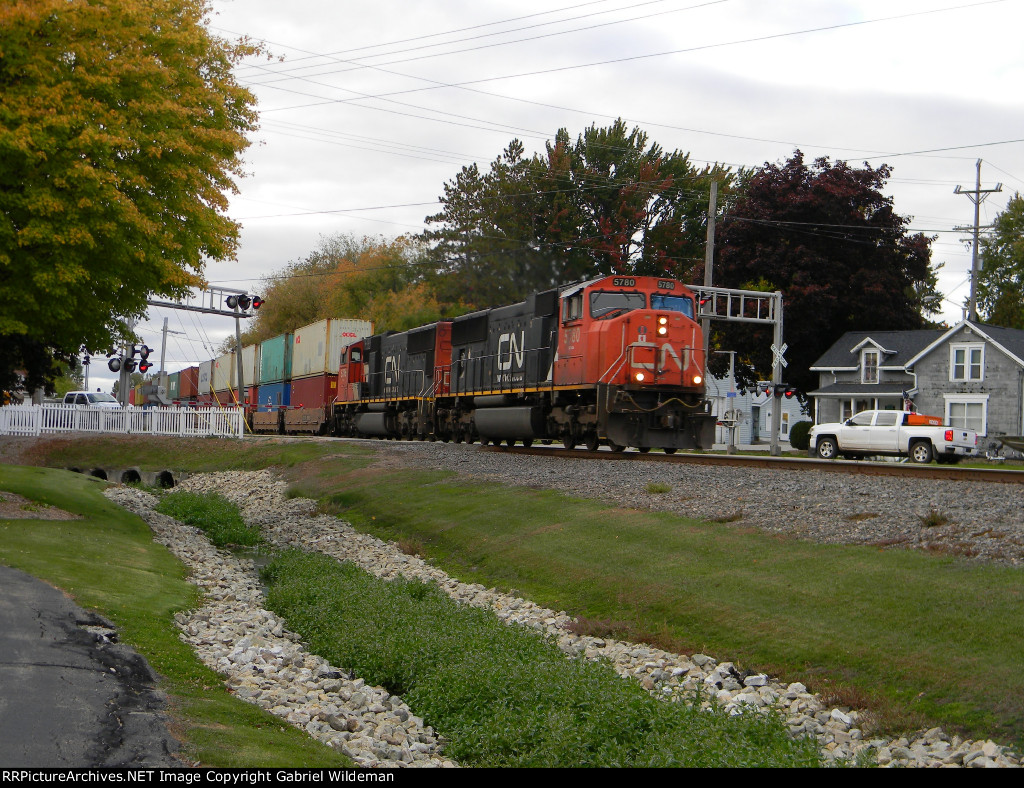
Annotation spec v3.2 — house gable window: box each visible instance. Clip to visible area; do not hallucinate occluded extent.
[861,349,879,384]
[950,343,984,382]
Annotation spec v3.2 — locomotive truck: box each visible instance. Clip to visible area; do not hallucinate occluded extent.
[331,275,716,452]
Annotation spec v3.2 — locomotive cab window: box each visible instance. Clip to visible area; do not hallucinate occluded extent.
[649,294,695,319]
[562,293,583,322]
[590,291,645,319]
[350,348,362,363]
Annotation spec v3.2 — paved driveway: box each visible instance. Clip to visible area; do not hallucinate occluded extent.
[0,565,182,767]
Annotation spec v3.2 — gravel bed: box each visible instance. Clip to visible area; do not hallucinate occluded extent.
[363,441,1024,566]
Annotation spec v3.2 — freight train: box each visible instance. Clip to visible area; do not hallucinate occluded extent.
[332,275,716,452]
[164,275,716,452]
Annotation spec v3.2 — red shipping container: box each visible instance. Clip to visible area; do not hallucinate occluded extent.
[289,374,338,409]
[179,366,200,398]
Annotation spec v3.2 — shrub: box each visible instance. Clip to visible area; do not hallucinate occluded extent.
[789,420,813,451]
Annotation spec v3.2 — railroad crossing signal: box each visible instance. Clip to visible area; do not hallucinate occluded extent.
[771,342,788,371]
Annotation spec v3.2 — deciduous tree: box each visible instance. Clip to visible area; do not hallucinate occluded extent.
[710,151,939,394]
[421,120,731,309]
[0,0,259,392]
[977,193,1024,329]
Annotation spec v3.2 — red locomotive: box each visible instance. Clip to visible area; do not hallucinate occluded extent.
[333,275,715,452]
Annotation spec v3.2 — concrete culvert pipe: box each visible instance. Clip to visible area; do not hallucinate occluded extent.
[120,469,142,485]
[89,469,108,480]
[155,471,175,489]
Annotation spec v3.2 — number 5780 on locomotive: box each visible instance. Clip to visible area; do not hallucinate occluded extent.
[333,275,716,452]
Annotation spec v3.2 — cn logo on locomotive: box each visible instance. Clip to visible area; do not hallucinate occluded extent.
[498,331,525,371]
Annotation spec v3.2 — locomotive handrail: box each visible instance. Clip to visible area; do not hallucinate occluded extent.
[598,324,630,384]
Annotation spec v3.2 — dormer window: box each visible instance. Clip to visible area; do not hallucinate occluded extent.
[861,349,879,384]
[950,343,984,382]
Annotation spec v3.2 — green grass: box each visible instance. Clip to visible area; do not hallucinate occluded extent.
[0,464,348,767]
[155,491,263,548]
[16,435,1024,752]
[261,550,822,768]
[286,456,1024,750]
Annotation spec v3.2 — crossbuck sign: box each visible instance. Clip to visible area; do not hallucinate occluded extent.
[771,342,788,371]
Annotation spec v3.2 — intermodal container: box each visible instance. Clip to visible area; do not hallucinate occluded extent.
[198,360,213,397]
[257,382,291,412]
[289,374,338,409]
[240,345,260,388]
[212,388,235,407]
[292,319,373,379]
[212,353,234,392]
[167,371,181,400]
[179,366,200,399]
[259,334,293,384]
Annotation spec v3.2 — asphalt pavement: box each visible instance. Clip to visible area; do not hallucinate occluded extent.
[0,565,182,768]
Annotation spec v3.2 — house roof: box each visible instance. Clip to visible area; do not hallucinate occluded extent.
[903,321,1024,369]
[810,329,943,371]
[807,383,912,398]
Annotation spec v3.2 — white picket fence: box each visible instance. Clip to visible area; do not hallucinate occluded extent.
[0,404,245,439]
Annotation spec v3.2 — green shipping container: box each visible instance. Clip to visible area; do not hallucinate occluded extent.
[260,333,293,384]
[168,371,181,400]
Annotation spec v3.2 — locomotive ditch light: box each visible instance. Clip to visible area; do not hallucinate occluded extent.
[635,372,646,382]
[693,374,703,385]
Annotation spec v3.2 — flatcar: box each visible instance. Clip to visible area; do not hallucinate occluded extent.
[332,275,715,452]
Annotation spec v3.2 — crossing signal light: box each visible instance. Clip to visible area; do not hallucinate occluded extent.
[108,357,121,373]
[124,358,137,373]
[226,294,262,310]
[139,360,152,374]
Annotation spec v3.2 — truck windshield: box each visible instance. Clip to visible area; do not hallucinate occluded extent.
[650,294,695,318]
[590,291,645,319]
[87,393,117,404]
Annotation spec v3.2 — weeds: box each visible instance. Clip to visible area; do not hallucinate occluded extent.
[261,550,822,768]
[709,510,744,524]
[645,482,671,494]
[918,509,950,528]
[155,491,263,548]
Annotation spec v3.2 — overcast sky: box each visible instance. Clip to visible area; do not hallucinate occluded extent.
[99,0,1024,391]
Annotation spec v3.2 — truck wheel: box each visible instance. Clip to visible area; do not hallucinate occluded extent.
[910,440,934,464]
[816,436,839,460]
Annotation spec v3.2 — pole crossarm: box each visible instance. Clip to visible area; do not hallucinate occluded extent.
[146,284,259,319]
[693,285,782,326]
[145,300,253,318]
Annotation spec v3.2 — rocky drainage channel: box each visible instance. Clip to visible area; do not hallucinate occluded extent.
[106,471,1021,768]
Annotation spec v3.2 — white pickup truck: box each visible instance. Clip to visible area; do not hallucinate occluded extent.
[808,410,979,464]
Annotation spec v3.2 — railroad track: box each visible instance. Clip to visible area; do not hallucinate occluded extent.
[480,443,1024,484]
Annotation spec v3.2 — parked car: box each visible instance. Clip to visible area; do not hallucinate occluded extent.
[808,410,978,464]
[63,391,121,409]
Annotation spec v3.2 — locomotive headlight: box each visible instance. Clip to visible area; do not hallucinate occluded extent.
[657,316,669,336]
[692,374,703,385]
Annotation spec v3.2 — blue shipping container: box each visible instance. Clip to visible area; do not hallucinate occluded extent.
[257,382,291,412]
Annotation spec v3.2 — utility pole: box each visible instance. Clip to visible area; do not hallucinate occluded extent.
[954,160,1002,321]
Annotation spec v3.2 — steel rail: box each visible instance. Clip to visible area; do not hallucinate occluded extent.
[480,444,1024,484]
